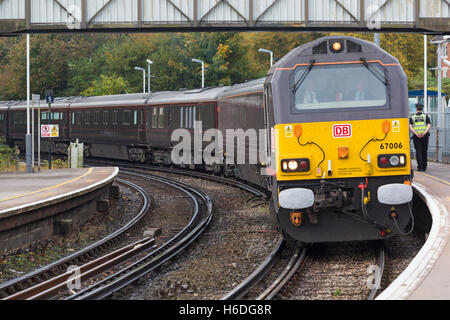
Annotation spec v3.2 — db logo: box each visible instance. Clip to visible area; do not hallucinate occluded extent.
[333,124,352,138]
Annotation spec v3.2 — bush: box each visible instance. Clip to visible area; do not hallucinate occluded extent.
[0,137,15,171]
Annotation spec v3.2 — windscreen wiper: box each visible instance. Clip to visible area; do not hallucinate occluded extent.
[360,58,387,86]
[292,59,316,93]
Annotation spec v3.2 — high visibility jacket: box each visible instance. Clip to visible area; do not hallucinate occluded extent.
[411,113,427,134]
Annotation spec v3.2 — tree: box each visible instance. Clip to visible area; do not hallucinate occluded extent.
[81,74,130,96]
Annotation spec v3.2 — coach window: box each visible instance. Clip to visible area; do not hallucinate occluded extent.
[52,112,61,120]
[113,110,118,125]
[133,110,138,126]
[76,112,82,125]
[158,108,164,128]
[85,111,91,124]
[41,112,49,120]
[139,110,143,126]
[103,111,109,125]
[152,108,158,128]
[94,111,99,125]
[180,107,184,128]
[71,112,75,125]
[13,112,25,124]
[123,110,131,125]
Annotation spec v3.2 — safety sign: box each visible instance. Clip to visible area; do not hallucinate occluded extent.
[41,124,59,138]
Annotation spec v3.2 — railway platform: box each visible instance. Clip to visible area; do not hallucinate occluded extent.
[0,167,118,253]
[377,161,450,300]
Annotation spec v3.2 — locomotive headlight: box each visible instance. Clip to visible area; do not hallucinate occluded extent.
[389,155,400,166]
[332,42,342,51]
[281,159,310,173]
[378,154,407,168]
[288,160,298,171]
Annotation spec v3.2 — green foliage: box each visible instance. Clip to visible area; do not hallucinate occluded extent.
[0,137,14,171]
[81,74,130,96]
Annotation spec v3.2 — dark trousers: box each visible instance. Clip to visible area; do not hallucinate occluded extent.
[413,134,429,171]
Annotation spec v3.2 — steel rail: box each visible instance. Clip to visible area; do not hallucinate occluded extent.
[65,170,213,300]
[368,242,385,300]
[257,245,307,300]
[0,178,151,298]
[4,237,156,300]
[221,236,285,300]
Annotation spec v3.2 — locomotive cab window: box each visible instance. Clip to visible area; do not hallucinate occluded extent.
[292,63,387,112]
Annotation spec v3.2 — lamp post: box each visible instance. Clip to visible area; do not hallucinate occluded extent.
[134,67,146,93]
[258,48,273,67]
[26,34,32,173]
[146,59,153,93]
[192,58,205,88]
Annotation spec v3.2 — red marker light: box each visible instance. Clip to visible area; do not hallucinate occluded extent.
[300,161,308,170]
[380,231,386,237]
[379,157,388,165]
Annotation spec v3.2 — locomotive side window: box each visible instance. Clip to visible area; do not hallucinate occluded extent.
[293,63,387,111]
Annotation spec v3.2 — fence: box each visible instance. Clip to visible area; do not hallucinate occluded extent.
[426,108,450,163]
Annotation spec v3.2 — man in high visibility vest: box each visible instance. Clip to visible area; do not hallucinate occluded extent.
[409,103,431,172]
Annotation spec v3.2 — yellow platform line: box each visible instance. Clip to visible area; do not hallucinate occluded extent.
[0,168,94,203]
[416,171,450,186]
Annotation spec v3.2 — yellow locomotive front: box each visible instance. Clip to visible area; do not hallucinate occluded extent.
[265,37,414,243]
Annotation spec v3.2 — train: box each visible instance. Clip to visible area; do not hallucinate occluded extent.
[0,36,414,243]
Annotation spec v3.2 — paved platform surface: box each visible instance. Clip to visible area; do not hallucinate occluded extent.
[0,167,118,217]
[378,160,450,300]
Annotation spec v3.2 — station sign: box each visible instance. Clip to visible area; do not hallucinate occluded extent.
[41,124,59,138]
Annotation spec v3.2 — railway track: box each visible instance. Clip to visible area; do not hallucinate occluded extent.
[1,169,213,300]
[64,170,213,300]
[86,159,390,301]
[223,240,385,300]
[0,177,151,299]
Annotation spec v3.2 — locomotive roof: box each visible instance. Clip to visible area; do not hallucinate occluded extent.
[273,35,400,71]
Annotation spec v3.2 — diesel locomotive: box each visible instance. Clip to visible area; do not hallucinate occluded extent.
[0,36,414,243]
